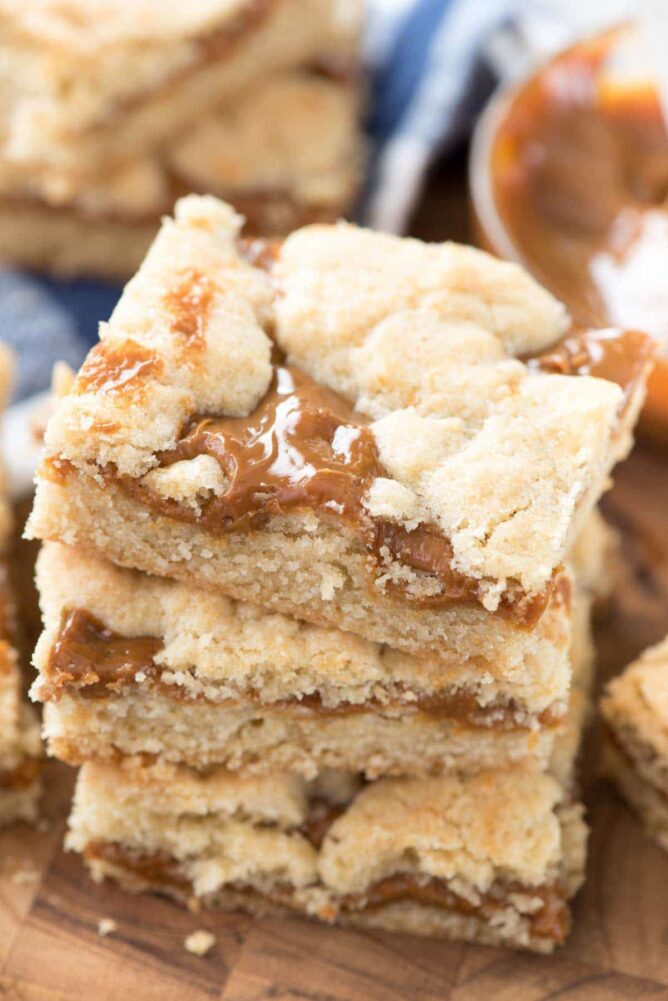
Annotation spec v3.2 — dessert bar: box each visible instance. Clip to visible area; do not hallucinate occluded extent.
[33,542,580,778]
[0,68,363,278]
[0,646,41,827]
[601,636,668,852]
[67,759,586,953]
[28,196,654,661]
[0,0,358,176]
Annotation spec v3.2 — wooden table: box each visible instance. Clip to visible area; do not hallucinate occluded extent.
[1,160,668,1001]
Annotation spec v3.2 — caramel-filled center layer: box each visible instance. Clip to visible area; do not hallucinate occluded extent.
[126,364,550,622]
[87,0,277,132]
[341,873,569,944]
[159,365,383,527]
[44,609,162,700]
[84,840,568,943]
[43,609,562,729]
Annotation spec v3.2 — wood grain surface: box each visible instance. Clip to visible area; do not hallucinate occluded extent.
[1,162,668,1000]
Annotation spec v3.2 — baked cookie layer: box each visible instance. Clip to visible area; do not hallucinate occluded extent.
[32,539,596,778]
[67,759,587,953]
[27,196,652,658]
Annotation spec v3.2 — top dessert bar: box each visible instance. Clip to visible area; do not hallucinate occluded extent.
[0,0,358,175]
[28,196,654,659]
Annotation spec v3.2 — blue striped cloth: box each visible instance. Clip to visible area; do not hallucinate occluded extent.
[0,0,620,406]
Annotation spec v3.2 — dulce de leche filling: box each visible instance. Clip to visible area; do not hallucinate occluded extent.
[88,0,277,132]
[528,326,655,416]
[42,608,562,729]
[84,839,569,943]
[123,363,552,623]
[119,321,651,621]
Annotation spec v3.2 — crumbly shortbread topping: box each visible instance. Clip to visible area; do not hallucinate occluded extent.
[83,756,308,829]
[40,196,644,600]
[0,0,361,174]
[319,770,564,895]
[170,71,363,209]
[0,69,362,220]
[70,760,572,900]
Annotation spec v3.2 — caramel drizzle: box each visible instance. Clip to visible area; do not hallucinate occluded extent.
[42,609,562,730]
[124,364,548,623]
[528,327,656,415]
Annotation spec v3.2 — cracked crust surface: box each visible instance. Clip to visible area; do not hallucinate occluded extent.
[29,197,648,632]
[67,758,586,951]
[601,636,668,798]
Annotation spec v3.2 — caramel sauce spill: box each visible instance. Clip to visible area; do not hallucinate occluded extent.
[529,327,656,415]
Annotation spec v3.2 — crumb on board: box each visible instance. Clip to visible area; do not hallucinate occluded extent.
[184,930,216,956]
[97,918,118,937]
[12,868,38,884]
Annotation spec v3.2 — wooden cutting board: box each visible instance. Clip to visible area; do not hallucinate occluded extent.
[0,448,666,1001]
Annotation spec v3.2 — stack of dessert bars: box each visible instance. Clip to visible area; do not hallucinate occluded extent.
[0,0,363,279]
[27,196,654,952]
[0,347,41,827]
